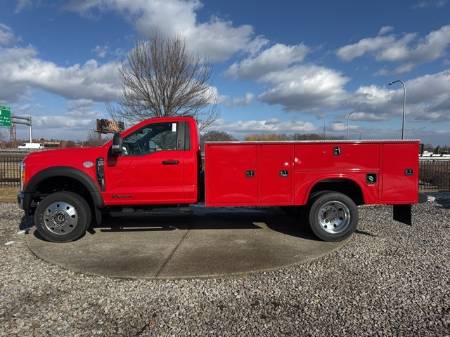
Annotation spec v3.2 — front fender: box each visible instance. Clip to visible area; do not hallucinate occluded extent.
[22,166,103,212]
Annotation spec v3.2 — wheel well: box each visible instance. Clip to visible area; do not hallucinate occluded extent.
[309,179,364,205]
[32,176,94,208]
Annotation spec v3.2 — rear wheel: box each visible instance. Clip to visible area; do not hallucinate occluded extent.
[34,191,91,242]
[308,192,358,241]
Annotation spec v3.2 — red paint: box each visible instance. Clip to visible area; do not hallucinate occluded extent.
[23,116,419,208]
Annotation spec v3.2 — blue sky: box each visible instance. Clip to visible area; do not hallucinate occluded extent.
[0,0,450,144]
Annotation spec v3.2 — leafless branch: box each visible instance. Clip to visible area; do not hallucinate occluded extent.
[114,35,217,129]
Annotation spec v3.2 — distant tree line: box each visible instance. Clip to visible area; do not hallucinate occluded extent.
[201,130,344,142]
[422,144,450,154]
[199,131,347,151]
[244,133,345,141]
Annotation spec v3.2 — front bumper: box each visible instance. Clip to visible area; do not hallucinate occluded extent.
[17,191,24,210]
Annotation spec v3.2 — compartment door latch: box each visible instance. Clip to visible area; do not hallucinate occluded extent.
[245,170,255,177]
[404,168,414,176]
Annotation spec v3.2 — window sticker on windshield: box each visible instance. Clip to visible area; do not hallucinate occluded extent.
[172,123,177,132]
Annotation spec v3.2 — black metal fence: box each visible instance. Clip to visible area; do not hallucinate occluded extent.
[1,151,449,191]
[0,152,26,187]
[419,159,450,192]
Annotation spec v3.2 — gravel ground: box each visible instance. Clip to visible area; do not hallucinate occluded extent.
[0,196,449,337]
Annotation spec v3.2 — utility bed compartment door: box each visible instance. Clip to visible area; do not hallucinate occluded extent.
[259,145,293,205]
[381,143,419,203]
[205,144,258,205]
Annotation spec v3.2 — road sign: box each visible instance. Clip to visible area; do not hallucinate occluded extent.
[0,106,12,127]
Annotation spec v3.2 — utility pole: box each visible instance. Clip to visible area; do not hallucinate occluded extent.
[346,111,356,139]
[388,80,406,139]
[9,124,16,142]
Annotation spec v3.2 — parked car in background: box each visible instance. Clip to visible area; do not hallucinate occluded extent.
[17,143,44,150]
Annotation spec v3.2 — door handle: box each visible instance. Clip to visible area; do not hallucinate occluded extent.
[162,159,179,165]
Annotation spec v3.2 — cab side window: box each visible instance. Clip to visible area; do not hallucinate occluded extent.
[122,122,177,156]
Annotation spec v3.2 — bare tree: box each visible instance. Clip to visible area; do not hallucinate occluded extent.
[200,130,235,151]
[114,35,217,129]
[84,129,106,147]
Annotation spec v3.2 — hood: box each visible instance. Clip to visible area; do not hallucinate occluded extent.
[23,146,108,179]
[25,146,103,162]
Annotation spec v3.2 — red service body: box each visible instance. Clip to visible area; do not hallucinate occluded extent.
[205,141,418,207]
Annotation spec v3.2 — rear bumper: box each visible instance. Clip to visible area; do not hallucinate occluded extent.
[393,204,412,225]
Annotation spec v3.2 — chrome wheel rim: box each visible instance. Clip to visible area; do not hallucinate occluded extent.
[318,201,351,234]
[43,201,78,235]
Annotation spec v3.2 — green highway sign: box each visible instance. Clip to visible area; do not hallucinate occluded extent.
[0,106,12,127]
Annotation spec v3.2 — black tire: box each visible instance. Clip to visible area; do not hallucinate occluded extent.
[34,191,91,242]
[308,192,358,242]
[301,190,334,227]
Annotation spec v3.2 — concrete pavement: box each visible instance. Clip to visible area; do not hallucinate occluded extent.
[26,207,345,279]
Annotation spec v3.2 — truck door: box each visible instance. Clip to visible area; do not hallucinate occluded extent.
[258,144,293,205]
[104,121,188,205]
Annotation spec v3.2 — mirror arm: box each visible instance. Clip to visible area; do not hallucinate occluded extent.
[111,132,123,155]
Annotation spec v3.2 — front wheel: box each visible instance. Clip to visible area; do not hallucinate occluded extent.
[308,192,358,242]
[34,191,91,242]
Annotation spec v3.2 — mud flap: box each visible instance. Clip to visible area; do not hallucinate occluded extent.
[393,204,412,226]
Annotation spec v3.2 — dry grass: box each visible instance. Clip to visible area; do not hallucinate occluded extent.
[0,187,19,203]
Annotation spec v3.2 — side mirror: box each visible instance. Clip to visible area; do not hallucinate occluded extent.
[111,132,123,155]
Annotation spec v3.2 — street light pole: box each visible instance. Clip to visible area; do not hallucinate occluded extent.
[346,111,356,139]
[388,80,406,139]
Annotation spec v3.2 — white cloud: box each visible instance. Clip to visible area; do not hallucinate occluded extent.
[30,99,105,140]
[0,46,121,102]
[374,33,417,61]
[66,0,262,62]
[329,122,359,132]
[344,70,450,123]
[227,43,309,79]
[221,92,254,107]
[259,65,349,112]
[0,24,16,46]
[212,118,316,134]
[15,0,33,13]
[347,112,389,121]
[337,25,450,73]
[378,26,394,35]
[92,45,109,58]
[337,35,396,61]
[225,41,348,113]
[34,115,94,129]
[247,58,450,124]
[413,0,449,8]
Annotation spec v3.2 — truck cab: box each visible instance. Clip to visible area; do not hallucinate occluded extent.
[103,117,200,206]
[19,116,419,243]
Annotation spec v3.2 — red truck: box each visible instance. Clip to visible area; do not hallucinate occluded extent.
[18,116,419,243]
